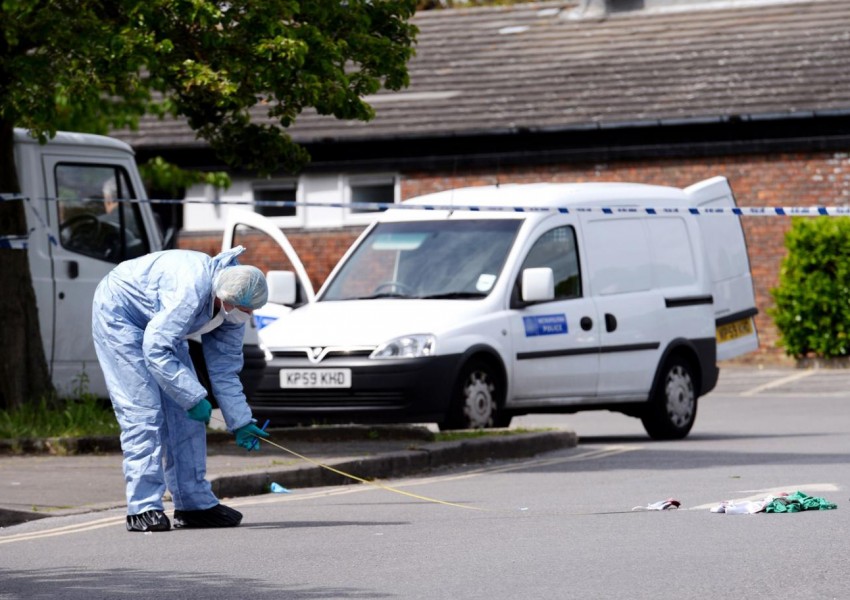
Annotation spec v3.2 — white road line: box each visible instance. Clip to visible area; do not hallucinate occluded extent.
[740,369,816,396]
[234,445,640,508]
[384,445,640,487]
[236,445,640,508]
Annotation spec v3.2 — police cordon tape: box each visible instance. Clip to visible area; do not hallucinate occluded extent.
[3,192,850,216]
[3,193,850,249]
[0,195,57,249]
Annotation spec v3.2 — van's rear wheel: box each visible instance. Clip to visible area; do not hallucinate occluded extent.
[641,356,697,440]
[439,358,510,430]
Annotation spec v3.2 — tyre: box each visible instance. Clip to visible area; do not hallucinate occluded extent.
[439,358,509,430]
[641,355,697,440]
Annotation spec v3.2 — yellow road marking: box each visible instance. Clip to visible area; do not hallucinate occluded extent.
[0,516,123,545]
[0,444,639,544]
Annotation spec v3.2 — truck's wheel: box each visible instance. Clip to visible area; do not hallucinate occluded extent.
[641,355,697,440]
[439,358,509,430]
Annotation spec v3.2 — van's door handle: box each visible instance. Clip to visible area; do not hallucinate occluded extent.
[580,316,593,331]
[67,260,79,279]
[604,313,617,332]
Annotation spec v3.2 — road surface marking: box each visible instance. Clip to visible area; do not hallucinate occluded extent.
[740,370,816,396]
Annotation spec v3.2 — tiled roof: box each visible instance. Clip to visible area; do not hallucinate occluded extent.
[117,0,850,150]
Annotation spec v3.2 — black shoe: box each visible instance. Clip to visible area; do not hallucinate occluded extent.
[173,503,243,529]
[126,510,171,532]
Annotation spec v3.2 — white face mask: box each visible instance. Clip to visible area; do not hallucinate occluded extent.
[223,305,252,325]
[183,311,224,340]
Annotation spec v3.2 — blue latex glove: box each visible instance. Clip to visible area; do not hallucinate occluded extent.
[235,423,270,451]
[187,398,212,425]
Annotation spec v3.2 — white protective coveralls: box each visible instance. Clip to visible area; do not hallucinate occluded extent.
[92,246,256,515]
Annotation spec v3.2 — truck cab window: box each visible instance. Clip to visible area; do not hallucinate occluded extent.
[521,226,582,299]
[55,164,149,262]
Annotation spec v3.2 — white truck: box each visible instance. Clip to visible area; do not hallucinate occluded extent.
[14,128,164,397]
[13,129,270,399]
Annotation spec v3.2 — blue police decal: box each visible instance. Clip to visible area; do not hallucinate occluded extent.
[254,315,279,330]
[523,314,568,337]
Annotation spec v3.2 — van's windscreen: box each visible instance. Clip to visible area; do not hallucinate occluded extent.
[322,219,523,301]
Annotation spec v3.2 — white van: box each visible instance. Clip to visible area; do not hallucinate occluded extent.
[233,176,759,439]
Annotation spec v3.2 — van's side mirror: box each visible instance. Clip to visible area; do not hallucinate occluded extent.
[267,270,297,305]
[522,268,555,303]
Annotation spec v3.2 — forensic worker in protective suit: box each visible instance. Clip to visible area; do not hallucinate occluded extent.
[92,246,270,532]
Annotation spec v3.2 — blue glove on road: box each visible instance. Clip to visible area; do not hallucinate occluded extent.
[235,423,270,451]
[187,398,212,425]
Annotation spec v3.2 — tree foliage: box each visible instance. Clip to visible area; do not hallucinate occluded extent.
[139,156,231,199]
[2,0,418,174]
[0,0,418,408]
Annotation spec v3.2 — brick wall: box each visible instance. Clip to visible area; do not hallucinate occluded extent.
[179,150,850,365]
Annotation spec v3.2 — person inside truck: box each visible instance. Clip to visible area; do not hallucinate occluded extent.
[58,174,147,261]
[91,246,270,532]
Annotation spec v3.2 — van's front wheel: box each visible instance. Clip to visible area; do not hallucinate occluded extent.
[439,359,510,430]
[641,356,697,440]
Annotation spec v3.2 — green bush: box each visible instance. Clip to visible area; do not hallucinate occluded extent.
[769,217,850,359]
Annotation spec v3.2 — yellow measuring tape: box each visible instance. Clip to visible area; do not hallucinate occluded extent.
[260,436,484,511]
[212,418,484,511]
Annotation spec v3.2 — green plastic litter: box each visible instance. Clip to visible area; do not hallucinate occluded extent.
[764,491,838,513]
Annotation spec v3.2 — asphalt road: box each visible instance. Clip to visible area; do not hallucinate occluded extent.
[2,366,849,600]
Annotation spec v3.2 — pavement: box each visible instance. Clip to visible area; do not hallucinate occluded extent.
[0,423,577,528]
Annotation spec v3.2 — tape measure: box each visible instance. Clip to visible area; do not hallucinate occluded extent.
[214,418,485,511]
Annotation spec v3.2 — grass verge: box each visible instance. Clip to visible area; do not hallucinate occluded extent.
[0,396,119,439]
[433,427,553,442]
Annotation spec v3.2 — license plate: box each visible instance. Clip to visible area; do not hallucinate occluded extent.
[716,318,754,343]
[279,369,352,389]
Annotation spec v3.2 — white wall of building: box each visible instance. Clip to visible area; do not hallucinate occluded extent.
[181,173,400,232]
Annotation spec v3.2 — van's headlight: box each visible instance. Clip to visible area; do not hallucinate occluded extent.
[371,334,436,359]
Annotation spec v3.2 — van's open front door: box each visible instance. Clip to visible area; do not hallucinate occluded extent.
[220,209,315,400]
[685,176,760,360]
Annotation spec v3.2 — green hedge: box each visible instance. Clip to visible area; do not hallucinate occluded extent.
[770,217,850,359]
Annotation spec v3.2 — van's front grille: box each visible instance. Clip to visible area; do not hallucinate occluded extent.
[249,389,406,409]
[271,348,374,361]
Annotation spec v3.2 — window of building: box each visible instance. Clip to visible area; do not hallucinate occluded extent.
[254,182,297,218]
[346,175,398,216]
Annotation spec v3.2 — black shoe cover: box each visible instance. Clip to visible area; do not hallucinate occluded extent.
[173,503,243,529]
[126,509,171,532]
